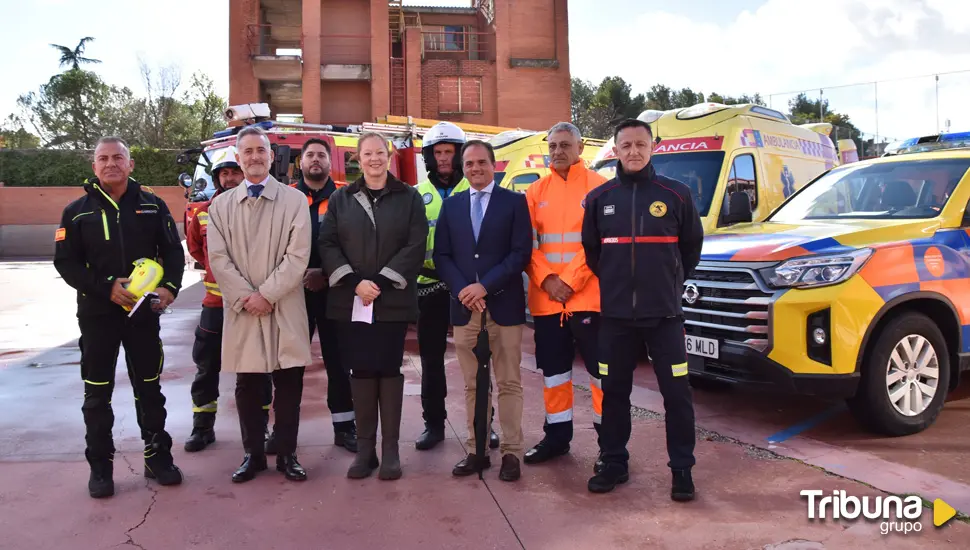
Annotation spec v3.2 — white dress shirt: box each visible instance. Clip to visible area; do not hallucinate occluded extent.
[245,175,270,194]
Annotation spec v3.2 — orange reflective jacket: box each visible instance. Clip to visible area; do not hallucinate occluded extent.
[525,163,607,317]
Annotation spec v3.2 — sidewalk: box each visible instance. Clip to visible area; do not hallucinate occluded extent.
[0,264,966,549]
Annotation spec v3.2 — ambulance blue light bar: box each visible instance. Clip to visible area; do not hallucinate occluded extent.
[211,121,276,139]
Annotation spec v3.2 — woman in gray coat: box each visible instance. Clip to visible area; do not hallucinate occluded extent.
[319,132,428,481]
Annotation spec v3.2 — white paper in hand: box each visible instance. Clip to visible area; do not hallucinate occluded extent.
[352,296,374,324]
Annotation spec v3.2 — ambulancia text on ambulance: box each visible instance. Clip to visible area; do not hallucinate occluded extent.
[591,103,859,231]
[682,145,970,436]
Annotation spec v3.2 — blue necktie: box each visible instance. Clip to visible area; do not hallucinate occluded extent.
[248,184,264,198]
[472,191,485,242]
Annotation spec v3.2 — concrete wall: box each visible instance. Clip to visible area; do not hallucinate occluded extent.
[0,187,188,258]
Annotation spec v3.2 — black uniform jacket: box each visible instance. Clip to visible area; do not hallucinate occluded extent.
[581,162,704,320]
[318,173,428,323]
[54,178,185,317]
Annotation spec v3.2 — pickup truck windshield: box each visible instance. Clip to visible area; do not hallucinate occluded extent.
[594,151,725,216]
[769,158,970,222]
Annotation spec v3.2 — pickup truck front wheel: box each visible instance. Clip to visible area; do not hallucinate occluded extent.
[848,312,950,436]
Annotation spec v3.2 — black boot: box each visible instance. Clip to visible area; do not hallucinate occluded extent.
[143,432,184,486]
[415,424,445,451]
[232,453,267,483]
[671,468,695,502]
[347,377,380,479]
[86,450,114,499]
[334,424,358,453]
[588,462,629,493]
[184,412,216,452]
[276,454,307,481]
[524,438,570,465]
[378,375,404,481]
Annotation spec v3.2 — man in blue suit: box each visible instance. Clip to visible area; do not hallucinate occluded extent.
[433,140,532,482]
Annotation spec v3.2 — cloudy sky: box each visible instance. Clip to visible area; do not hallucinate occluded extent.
[1,0,967,142]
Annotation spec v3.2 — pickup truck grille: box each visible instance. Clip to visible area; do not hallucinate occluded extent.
[682,266,774,351]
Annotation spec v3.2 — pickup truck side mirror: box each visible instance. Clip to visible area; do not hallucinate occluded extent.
[721,191,754,225]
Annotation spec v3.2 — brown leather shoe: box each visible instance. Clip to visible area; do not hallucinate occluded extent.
[452,454,490,477]
[499,454,521,482]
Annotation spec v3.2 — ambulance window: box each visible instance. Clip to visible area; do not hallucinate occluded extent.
[509,173,540,193]
[345,151,361,183]
[722,154,758,214]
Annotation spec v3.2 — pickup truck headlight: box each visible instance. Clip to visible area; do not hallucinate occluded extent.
[760,248,872,289]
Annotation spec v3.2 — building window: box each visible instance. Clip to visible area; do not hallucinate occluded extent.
[438,76,483,114]
[425,25,466,51]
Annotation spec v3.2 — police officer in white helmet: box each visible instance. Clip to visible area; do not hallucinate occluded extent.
[413,122,498,451]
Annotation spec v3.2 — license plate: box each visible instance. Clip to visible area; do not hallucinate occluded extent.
[686,334,719,359]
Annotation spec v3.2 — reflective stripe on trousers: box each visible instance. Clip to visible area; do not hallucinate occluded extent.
[193,400,217,413]
[543,371,573,423]
[331,411,356,423]
[590,375,603,425]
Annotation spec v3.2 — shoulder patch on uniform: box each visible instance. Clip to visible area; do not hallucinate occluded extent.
[650,201,667,217]
[54,228,66,242]
[422,192,433,205]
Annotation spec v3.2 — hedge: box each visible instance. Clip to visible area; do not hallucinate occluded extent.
[0,148,183,187]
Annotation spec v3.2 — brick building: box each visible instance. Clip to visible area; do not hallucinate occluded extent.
[229,0,571,130]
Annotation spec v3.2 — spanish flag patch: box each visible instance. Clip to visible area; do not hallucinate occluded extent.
[54,228,66,242]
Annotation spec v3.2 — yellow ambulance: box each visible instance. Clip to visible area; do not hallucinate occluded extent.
[489,130,606,192]
[590,103,858,232]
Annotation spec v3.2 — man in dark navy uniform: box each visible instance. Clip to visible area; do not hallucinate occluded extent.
[581,119,704,498]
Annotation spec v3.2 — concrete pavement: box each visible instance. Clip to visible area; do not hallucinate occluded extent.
[0,261,967,549]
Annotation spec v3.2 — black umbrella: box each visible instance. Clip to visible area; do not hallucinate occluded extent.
[472,308,492,479]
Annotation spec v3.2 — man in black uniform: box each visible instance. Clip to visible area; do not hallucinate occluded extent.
[581,119,704,498]
[54,136,186,498]
[286,137,357,453]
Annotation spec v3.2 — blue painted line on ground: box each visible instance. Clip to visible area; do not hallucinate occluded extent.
[766,403,847,444]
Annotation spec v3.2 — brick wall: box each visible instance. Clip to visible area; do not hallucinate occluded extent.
[0,187,188,258]
[321,82,373,124]
[420,60,498,126]
[493,0,571,131]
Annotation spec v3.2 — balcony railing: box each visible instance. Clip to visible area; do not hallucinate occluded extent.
[421,31,493,61]
[247,24,303,57]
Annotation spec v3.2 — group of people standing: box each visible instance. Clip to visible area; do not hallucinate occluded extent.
[55,116,703,501]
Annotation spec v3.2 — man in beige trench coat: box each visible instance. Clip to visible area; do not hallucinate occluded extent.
[207,125,313,483]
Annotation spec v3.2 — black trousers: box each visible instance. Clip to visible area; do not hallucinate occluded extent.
[533,312,601,446]
[417,286,450,428]
[598,316,696,470]
[78,313,171,460]
[306,289,354,431]
[236,367,305,456]
[190,306,271,427]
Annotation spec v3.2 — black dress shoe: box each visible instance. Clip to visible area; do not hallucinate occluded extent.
[523,439,569,465]
[489,429,500,450]
[415,426,445,451]
[335,428,358,453]
[452,454,490,477]
[671,468,695,502]
[588,463,629,493]
[277,454,307,481]
[232,453,267,483]
[498,454,520,482]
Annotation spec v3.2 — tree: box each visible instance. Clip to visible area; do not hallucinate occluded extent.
[0,115,41,149]
[708,92,765,106]
[15,69,116,149]
[786,92,863,150]
[50,37,101,71]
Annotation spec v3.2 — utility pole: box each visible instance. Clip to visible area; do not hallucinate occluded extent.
[819,89,824,122]
[874,82,879,147]
[935,74,940,134]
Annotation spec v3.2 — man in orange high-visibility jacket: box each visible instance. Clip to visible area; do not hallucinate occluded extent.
[523,122,608,468]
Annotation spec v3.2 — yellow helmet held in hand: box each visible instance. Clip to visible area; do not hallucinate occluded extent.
[123,258,164,311]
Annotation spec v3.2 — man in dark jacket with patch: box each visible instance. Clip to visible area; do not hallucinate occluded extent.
[54,136,186,498]
[581,119,704,498]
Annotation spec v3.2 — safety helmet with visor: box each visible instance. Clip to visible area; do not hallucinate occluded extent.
[422,121,466,179]
[210,145,240,191]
